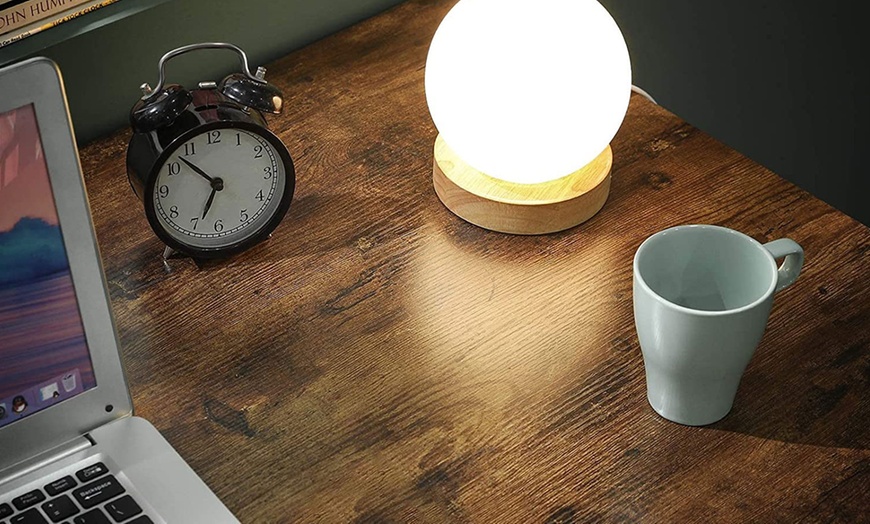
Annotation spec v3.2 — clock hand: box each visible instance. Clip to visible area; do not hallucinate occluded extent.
[201,177,224,219]
[202,187,217,219]
[178,156,215,183]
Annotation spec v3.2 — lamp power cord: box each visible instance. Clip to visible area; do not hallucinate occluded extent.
[631,84,657,105]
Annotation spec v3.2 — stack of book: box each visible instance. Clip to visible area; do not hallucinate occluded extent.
[1,0,119,48]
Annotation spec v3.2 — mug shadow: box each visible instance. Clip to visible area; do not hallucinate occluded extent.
[709,338,869,451]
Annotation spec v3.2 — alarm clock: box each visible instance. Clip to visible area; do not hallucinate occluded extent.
[126,42,295,259]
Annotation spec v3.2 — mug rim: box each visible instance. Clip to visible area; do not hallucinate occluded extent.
[633,224,778,317]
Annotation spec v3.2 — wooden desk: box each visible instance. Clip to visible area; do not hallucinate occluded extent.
[79,0,869,521]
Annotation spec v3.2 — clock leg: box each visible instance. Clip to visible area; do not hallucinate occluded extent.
[162,245,180,272]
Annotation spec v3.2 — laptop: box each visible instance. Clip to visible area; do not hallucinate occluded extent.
[0,58,239,523]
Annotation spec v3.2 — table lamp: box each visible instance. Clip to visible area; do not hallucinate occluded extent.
[425,0,631,234]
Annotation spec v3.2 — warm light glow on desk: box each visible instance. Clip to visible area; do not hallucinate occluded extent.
[425,0,631,233]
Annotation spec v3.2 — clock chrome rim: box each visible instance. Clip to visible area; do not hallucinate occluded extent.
[143,120,295,259]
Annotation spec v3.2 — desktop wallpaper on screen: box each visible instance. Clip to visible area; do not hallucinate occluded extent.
[0,104,96,428]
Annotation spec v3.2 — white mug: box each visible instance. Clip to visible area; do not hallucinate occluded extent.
[633,225,803,426]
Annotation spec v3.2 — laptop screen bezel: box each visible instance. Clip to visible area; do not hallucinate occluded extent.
[0,58,133,474]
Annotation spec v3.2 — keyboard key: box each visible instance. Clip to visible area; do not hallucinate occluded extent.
[41,495,79,522]
[126,517,153,524]
[72,509,110,524]
[45,476,77,497]
[72,475,124,510]
[12,490,45,511]
[75,463,108,484]
[10,508,47,524]
[104,496,141,522]
[1,502,13,517]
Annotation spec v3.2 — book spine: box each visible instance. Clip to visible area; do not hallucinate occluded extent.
[1,0,91,36]
[0,0,118,48]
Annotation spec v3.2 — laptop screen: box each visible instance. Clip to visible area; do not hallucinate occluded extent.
[0,103,97,429]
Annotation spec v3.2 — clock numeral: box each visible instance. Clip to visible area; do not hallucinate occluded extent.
[190,217,199,230]
[214,220,224,232]
[167,162,181,176]
[236,133,242,146]
[169,205,179,219]
[183,143,196,156]
[263,166,273,179]
[253,145,263,158]
[207,130,221,144]
[240,209,249,222]
[256,189,265,202]
[159,185,170,198]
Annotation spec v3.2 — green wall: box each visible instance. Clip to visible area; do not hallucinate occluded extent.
[599,0,865,226]
[18,0,405,145]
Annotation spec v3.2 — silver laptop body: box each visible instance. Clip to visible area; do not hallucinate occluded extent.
[0,57,238,524]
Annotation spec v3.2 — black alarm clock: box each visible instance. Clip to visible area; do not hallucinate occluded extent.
[126,42,295,259]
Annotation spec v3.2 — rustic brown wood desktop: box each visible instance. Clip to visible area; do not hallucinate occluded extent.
[77,0,869,522]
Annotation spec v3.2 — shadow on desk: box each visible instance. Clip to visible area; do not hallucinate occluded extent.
[716,322,869,451]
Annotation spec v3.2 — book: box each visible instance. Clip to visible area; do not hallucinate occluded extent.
[0,0,118,48]
[1,0,92,36]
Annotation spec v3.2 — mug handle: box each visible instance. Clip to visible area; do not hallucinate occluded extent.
[763,239,804,292]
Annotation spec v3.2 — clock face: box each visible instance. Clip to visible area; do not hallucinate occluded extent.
[148,125,293,255]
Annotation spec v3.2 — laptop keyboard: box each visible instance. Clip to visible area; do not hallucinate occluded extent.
[1,462,152,524]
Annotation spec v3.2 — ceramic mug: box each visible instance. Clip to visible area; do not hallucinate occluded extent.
[633,225,803,426]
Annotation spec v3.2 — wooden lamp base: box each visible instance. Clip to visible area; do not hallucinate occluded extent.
[432,134,613,235]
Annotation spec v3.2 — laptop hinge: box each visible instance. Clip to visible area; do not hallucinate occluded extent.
[0,435,92,487]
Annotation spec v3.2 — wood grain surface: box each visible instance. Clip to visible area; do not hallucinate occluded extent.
[77,0,869,522]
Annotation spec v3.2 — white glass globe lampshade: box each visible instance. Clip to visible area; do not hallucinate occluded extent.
[425,0,632,185]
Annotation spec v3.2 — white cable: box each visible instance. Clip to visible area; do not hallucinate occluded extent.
[631,84,657,105]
